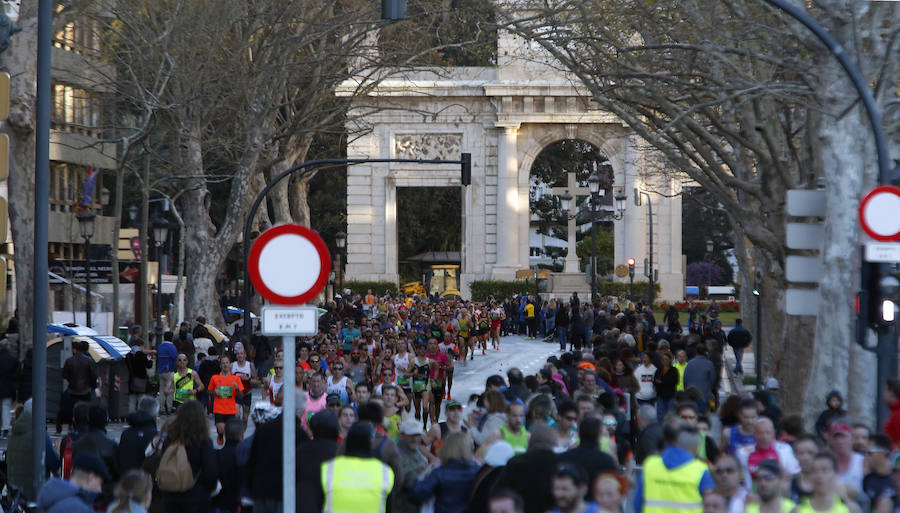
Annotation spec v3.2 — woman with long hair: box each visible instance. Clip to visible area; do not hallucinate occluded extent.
[411,432,481,513]
[160,400,219,513]
[108,469,153,513]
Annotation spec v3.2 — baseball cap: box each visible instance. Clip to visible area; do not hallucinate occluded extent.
[764,377,779,390]
[73,453,111,481]
[446,400,463,410]
[828,421,852,436]
[398,419,423,436]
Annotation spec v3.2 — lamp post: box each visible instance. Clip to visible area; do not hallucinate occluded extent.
[76,209,96,327]
[588,173,602,301]
[705,239,714,296]
[334,231,346,293]
[151,215,170,348]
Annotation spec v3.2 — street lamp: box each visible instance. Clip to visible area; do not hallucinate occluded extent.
[588,173,602,300]
[705,239,714,295]
[151,215,170,348]
[613,188,627,220]
[334,231,346,293]
[76,209,96,328]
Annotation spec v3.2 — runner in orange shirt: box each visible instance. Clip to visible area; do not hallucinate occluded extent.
[208,354,244,445]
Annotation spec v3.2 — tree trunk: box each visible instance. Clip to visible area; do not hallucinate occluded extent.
[3,12,38,354]
[803,54,878,426]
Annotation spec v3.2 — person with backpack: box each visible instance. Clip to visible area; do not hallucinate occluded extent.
[157,400,219,513]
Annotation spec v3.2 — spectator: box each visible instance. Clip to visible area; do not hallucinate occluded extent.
[298,410,340,513]
[494,423,559,513]
[160,400,219,513]
[37,454,110,513]
[118,395,160,473]
[682,345,716,413]
[468,441,516,513]
[249,394,308,512]
[8,398,60,501]
[882,379,900,448]
[211,418,243,513]
[863,434,895,513]
[322,423,394,513]
[156,332,178,414]
[488,489,525,513]
[634,404,663,465]
[71,404,120,505]
[558,415,618,494]
[726,319,752,375]
[412,431,480,513]
[58,340,98,434]
[633,422,715,513]
[108,469,154,513]
[814,390,846,440]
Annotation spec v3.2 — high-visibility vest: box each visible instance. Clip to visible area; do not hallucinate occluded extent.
[795,496,850,513]
[173,369,195,404]
[642,454,707,513]
[746,498,796,513]
[322,456,394,513]
[500,425,529,454]
[673,362,687,391]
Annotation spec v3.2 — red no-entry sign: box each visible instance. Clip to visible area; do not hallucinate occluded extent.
[859,186,900,242]
[248,224,331,305]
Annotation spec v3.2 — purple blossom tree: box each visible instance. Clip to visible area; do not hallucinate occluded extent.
[686,261,724,286]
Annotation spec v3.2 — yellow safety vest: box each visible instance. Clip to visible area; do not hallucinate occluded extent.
[642,455,707,513]
[500,425,529,454]
[173,369,195,404]
[796,496,850,513]
[746,498,796,513]
[673,362,687,391]
[322,456,394,513]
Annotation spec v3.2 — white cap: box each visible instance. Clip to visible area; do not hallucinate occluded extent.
[398,419,423,436]
[765,377,779,390]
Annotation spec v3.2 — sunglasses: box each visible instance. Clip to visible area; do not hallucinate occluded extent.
[333,366,344,370]
[680,414,696,420]
[274,366,283,370]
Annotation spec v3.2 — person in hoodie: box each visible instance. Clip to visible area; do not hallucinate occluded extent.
[7,398,60,501]
[117,395,159,473]
[71,404,120,507]
[37,453,110,513]
[815,390,847,439]
[298,410,340,513]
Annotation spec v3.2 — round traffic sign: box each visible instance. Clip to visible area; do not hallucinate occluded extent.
[248,224,332,305]
[859,185,900,242]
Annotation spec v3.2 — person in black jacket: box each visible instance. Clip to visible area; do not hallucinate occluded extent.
[126,342,153,413]
[161,400,219,513]
[71,405,120,508]
[117,396,159,473]
[493,423,559,513]
[298,410,339,513]
[212,418,243,513]
[557,415,618,497]
[249,405,308,512]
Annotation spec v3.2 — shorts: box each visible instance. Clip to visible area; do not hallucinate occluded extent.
[214,413,234,424]
[430,379,444,393]
[412,379,429,393]
[397,376,411,389]
[491,321,501,330]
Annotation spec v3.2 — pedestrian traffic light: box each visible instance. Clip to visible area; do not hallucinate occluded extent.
[627,257,635,278]
[864,262,900,330]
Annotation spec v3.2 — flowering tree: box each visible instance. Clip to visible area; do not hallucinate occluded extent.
[686,262,725,287]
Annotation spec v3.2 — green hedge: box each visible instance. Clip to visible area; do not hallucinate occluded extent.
[597,280,661,300]
[470,280,535,302]
[340,281,399,297]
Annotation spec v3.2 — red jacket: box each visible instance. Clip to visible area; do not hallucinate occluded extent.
[884,399,900,448]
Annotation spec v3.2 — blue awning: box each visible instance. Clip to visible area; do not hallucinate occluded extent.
[91,336,130,360]
[48,323,99,337]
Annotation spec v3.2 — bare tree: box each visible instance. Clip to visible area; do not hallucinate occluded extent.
[500,0,898,417]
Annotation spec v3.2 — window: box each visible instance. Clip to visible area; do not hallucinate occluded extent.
[53,14,101,56]
[51,82,102,137]
[50,163,102,213]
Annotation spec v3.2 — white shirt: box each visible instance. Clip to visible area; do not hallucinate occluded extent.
[635,364,658,400]
[837,452,865,495]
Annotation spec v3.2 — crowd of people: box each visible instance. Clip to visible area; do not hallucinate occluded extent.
[3,290,900,513]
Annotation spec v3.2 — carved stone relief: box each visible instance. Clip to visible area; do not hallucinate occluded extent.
[394,133,462,160]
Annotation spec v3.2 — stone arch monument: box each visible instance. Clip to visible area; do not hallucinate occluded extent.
[338,29,684,300]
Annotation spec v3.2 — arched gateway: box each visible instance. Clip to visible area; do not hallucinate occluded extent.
[338,31,684,300]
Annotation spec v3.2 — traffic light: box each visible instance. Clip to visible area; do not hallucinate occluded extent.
[460,153,471,186]
[864,262,900,330]
[627,257,635,278]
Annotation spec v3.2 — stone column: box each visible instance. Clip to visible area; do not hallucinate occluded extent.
[494,124,520,278]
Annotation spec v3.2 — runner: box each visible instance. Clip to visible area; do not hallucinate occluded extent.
[173,353,204,410]
[409,342,432,427]
[456,308,472,366]
[426,338,450,424]
[266,358,284,404]
[476,309,491,356]
[231,344,257,431]
[438,332,459,400]
[208,353,245,445]
[424,399,467,458]
[327,361,353,404]
[490,301,504,350]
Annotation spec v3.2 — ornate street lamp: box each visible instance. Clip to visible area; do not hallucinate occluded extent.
[151,215,170,347]
[76,209,96,327]
[334,231,346,293]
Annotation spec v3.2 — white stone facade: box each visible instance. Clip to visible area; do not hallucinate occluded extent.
[337,32,684,300]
